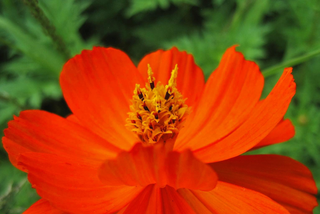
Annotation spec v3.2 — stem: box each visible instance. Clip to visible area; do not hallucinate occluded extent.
[0,177,28,213]
[22,0,71,59]
[262,48,320,77]
[229,0,250,30]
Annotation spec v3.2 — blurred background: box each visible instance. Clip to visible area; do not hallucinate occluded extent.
[0,0,319,213]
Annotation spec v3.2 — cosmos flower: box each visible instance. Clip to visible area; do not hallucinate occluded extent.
[2,46,318,213]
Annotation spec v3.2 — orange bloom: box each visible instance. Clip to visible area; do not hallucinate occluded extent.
[2,46,318,213]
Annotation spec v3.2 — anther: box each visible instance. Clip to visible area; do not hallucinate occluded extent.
[135,84,144,101]
[143,103,149,111]
[147,64,155,90]
[165,90,171,100]
[138,92,144,101]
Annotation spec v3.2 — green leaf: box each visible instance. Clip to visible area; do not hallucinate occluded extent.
[165,0,270,78]
[0,17,64,75]
[0,161,38,213]
[39,0,97,55]
[126,0,198,17]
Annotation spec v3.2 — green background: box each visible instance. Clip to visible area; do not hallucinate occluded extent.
[0,0,319,213]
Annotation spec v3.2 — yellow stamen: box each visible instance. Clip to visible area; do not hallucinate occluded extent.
[126,64,189,145]
[167,64,178,88]
[134,84,144,100]
[147,64,155,89]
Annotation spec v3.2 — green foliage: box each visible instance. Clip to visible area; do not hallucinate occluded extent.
[0,0,320,212]
[126,0,199,17]
[0,161,38,213]
[38,0,95,55]
[165,0,271,77]
[0,0,95,133]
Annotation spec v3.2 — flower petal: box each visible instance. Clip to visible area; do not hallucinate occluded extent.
[251,119,295,150]
[175,46,264,150]
[117,185,158,214]
[210,155,318,213]
[137,47,205,106]
[18,152,143,214]
[118,185,195,214]
[60,47,145,150]
[180,182,289,213]
[65,114,80,123]
[192,67,296,162]
[24,199,64,214]
[3,110,119,171]
[282,204,314,214]
[176,189,212,214]
[99,143,217,191]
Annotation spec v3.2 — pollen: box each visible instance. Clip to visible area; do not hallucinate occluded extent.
[126,64,190,145]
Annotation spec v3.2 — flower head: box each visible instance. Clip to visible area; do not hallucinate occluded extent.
[2,46,318,213]
[126,64,189,145]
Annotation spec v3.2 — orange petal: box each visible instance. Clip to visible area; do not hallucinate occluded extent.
[118,185,157,214]
[3,110,119,171]
[211,155,318,213]
[185,182,289,213]
[193,67,296,162]
[175,45,264,150]
[60,47,145,150]
[281,204,314,214]
[66,114,80,123]
[99,143,217,191]
[119,185,195,214]
[176,189,212,214]
[19,152,143,214]
[252,119,295,150]
[24,199,64,214]
[137,47,205,106]
[161,186,196,214]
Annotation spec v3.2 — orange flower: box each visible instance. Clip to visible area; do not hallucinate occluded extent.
[2,46,318,213]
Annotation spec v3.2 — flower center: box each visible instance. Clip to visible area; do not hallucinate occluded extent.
[126,64,189,145]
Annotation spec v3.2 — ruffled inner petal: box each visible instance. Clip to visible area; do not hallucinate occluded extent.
[120,182,294,214]
[118,185,195,214]
[60,47,145,150]
[99,143,217,191]
[211,155,318,213]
